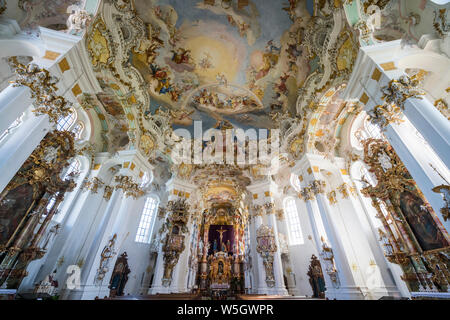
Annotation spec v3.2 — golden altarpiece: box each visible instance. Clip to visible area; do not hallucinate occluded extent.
[197,203,246,294]
[361,138,450,292]
[0,131,77,289]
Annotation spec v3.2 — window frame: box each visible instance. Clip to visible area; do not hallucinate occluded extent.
[135,196,158,244]
[56,109,76,131]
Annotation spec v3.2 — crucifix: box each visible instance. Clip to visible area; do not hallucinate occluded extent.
[216,226,227,247]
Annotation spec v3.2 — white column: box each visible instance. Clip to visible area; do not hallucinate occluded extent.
[59,190,109,300]
[345,41,450,167]
[383,122,450,231]
[303,197,337,298]
[401,97,450,169]
[0,85,33,134]
[353,179,411,298]
[266,212,288,295]
[148,241,168,294]
[313,193,364,299]
[253,214,269,294]
[0,113,50,193]
[77,189,124,297]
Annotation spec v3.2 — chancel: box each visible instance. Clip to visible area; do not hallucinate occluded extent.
[0,0,449,301]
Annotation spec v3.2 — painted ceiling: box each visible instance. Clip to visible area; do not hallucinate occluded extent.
[131,0,316,133]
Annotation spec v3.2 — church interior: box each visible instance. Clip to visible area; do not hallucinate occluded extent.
[0,0,449,301]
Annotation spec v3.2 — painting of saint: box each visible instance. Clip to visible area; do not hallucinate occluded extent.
[0,184,35,246]
[399,191,448,251]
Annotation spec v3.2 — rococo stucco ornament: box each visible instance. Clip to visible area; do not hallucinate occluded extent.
[256,225,277,287]
[160,198,190,287]
[319,237,340,288]
[369,75,425,130]
[9,57,72,124]
[114,175,145,199]
[381,75,425,111]
[95,234,117,285]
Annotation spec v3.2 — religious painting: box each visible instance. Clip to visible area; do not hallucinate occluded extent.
[96,93,125,117]
[398,191,448,251]
[0,184,36,246]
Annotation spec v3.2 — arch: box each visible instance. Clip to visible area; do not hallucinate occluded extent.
[73,105,93,142]
[398,52,450,76]
[398,51,450,101]
[429,0,450,6]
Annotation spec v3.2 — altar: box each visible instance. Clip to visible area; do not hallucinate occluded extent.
[208,251,232,288]
[195,204,246,296]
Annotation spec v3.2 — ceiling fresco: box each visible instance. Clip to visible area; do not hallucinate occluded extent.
[78,0,450,163]
[131,0,316,133]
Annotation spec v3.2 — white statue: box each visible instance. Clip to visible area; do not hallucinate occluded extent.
[378,151,392,172]
[67,7,92,34]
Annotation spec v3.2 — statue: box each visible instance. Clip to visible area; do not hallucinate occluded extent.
[66,7,92,34]
[95,234,117,284]
[216,226,228,245]
[109,252,130,297]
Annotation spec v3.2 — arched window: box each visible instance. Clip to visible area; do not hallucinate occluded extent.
[63,159,80,180]
[135,197,158,244]
[71,122,84,139]
[57,110,76,131]
[284,197,304,245]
